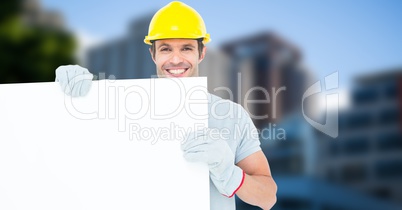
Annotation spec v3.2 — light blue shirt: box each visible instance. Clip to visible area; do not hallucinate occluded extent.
[208,93,261,210]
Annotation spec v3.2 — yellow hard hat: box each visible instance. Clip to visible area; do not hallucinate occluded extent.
[144,1,211,45]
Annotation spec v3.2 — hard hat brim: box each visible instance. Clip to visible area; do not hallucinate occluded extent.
[144,33,210,45]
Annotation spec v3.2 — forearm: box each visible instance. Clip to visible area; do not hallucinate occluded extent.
[236,173,277,210]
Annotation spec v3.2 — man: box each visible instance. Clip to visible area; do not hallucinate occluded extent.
[56,1,277,209]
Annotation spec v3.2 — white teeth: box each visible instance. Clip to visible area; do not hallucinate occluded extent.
[167,69,186,75]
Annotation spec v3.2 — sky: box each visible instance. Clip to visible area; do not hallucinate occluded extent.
[41,0,402,90]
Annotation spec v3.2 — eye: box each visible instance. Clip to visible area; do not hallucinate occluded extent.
[182,47,193,51]
[160,47,170,52]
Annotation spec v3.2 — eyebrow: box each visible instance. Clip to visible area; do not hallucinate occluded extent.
[157,43,171,49]
[157,42,196,49]
[182,44,196,49]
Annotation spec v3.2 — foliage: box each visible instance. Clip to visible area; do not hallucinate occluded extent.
[0,0,77,83]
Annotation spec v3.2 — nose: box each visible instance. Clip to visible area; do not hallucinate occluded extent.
[170,51,184,64]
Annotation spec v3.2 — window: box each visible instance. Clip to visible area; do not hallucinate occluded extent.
[322,205,358,210]
[377,131,402,152]
[269,155,304,175]
[326,167,338,182]
[347,112,373,130]
[383,79,398,99]
[338,113,349,131]
[352,87,378,105]
[370,187,391,199]
[329,141,340,156]
[340,163,368,183]
[375,159,402,179]
[277,198,312,210]
[343,136,369,155]
[378,107,400,125]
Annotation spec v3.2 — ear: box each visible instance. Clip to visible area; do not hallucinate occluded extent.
[198,46,207,63]
[149,48,156,63]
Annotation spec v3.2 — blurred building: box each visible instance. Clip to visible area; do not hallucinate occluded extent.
[199,48,231,95]
[252,69,402,210]
[250,112,401,210]
[219,32,316,129]
[317,68,402,206]
[86,14,155,79]
[21,0,64,29]
[256,68,402,210]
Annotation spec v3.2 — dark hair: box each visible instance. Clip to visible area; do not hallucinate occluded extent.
[150,38,205,59]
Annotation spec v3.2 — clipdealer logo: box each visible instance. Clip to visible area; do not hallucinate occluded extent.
[62,71,340,140]
[302,72,339,138]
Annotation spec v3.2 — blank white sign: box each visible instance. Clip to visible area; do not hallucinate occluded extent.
[0,77,209,210]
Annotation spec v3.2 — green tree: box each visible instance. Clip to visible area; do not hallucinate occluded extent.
[0,0,76,83]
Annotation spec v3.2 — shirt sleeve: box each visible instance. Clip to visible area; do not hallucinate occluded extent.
[234,104,262,164]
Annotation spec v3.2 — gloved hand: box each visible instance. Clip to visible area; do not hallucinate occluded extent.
[181,128,245,197]
[55,65,93,97]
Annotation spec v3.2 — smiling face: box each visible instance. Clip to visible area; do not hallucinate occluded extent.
[149,39,206,78]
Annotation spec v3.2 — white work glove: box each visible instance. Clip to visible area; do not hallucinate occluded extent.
[181,128,245,197]
[55,65,93,97]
